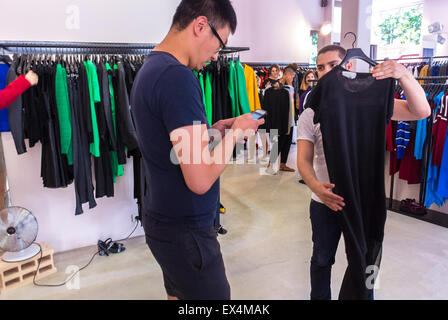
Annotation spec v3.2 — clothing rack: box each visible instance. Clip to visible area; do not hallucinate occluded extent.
[244,62,316,68]
[0,40,250,220]
[377,55,448,62]
[0,40,250,55]
[388,72,448,228]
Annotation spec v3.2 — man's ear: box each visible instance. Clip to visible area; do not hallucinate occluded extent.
[193,16,208,36]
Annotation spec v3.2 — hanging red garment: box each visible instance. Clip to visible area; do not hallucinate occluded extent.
[387,120,400,175]
[398,129,422,184]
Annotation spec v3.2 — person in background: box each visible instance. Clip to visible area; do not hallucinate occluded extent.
[297,70,316,117]
[277,64,297,172]
[0,70,38,109]
[262,64,281,90]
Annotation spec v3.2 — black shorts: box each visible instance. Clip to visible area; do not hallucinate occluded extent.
[144,217,230,300]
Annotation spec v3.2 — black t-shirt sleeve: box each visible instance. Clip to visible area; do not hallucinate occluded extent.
[386,79,396,124]
[303,84,322,124]
[156,65,207,134]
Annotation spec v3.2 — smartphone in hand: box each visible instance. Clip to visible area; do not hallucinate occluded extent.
[252,110,267,120]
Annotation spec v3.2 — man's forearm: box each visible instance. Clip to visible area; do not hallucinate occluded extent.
[398,72,431,118]
[198,131,238,192]
[298,161,321,194]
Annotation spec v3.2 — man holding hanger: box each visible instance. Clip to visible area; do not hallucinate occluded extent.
[297,45,430,300]
[131,0,263,300]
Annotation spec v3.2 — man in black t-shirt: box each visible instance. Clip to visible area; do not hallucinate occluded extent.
[131,0,264,300]
[297,45,430,300]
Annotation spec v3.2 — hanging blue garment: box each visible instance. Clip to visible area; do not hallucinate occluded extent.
[434,91,444,115]
[396,121,410,159]
[415,93,430,159]
[436,130,448,203]
[425,154,445,208]
[414,118,427,160]
[0,64,11,132]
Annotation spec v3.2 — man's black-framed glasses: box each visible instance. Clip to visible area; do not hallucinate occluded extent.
[208,21,226,52]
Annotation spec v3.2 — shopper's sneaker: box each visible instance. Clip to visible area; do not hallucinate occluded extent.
[265,166,278,175]
[247,157,257,164]
[260,156,269,165]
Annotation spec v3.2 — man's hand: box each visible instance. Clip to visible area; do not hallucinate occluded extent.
[231,113,264,142]
[25,70,38,86]
[315,182,345,212]
[371,60,410,81]
[211,118,236,138]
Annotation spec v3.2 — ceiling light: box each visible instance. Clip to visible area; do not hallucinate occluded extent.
[321,23,332,36]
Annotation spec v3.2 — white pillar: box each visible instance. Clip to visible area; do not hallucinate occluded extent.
[341,0,373,71]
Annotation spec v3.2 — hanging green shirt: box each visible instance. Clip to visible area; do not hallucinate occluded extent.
[228,60,239,117]
[236,60,251,115]
[84,61,101,157]
[55,64,73,164]
[204,70,213,126]
[105,62,124,181]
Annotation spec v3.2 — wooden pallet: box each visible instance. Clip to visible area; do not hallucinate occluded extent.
[0,243,57,294]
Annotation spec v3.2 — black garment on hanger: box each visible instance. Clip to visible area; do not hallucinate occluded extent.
[94,62,114,199]
[6,60,27,154]
[305,65,395,300]
[97,63,117,151]
[114,62,138,164]
[75,62,97,214]
[263,87,290,135]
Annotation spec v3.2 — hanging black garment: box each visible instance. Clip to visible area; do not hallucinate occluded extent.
[305,65,395,300]
[123,60,136,98]
[221,63,233,120]
[115,62,138,164]
[97,63,117,151]
[6,60,26,154]
[263,87,290,135]
[73,63,97,214]
[80,62,93,145]
[94,62,114,199]
[20,62,66,188]
[210,63,225,124]
[67,71,85,214]
[44,62,72,188]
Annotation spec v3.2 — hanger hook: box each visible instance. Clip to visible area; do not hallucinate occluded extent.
[344,32,357,48]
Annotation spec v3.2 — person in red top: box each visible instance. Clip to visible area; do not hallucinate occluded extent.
[0,70,38,109]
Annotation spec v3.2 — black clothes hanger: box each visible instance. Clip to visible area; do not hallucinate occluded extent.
[0,54,12,66]
[339,32,378,67]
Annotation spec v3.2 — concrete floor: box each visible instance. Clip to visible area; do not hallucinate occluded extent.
[1,145,448,300]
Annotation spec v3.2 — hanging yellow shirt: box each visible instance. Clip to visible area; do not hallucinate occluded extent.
[418,64,429,85]
[244,64,261,112]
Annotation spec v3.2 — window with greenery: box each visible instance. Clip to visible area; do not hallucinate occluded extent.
[309,31,318,65]
[378,8,422,45]
[371,1,424,59]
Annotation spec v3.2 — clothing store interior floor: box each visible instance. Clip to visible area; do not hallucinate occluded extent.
[2,145,448,300]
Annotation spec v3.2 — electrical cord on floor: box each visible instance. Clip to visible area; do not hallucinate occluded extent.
[32,218,140,288]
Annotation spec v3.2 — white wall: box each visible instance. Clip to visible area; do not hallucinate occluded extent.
[230,0,324,63]
[0,1,326,253]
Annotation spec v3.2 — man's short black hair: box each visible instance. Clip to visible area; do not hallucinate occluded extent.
[317,45,347,60]
[172,0,237,34]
